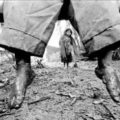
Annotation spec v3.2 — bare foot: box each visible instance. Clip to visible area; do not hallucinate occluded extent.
[95,66,120,103]
[8,66,35,109]
[8,83,25,109]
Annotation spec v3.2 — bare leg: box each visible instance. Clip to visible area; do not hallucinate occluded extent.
[8,51,35,108]
[95,50,120,103]
[67,62,69,69]
[64,62,65,67]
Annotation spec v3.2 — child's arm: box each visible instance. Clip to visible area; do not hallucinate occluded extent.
[71,37,79,57]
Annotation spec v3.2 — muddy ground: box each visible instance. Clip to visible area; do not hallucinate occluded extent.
[0,55,120,120]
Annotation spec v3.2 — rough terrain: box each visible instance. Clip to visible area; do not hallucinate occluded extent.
[0,53,120,120]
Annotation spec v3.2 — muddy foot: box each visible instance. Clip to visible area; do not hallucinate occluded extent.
[95,66,120,103]
[8,84,25,109]
[8,69,35,109]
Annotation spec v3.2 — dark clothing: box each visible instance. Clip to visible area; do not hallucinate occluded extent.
[59,35,73,64]
[0,0,120,57]
[61,53,72,64]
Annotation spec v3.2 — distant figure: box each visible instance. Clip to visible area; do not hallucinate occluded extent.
[59,29,76,68]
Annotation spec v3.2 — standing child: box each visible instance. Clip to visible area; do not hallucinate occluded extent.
[59,29,77,68]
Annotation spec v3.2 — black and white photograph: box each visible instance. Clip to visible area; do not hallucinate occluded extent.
[0,0,120,119]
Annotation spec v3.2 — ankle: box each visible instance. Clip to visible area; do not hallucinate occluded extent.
[95,66,105,79]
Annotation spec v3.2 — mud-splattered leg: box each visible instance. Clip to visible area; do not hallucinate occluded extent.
[95,50,120,103]
[8,51,35,108]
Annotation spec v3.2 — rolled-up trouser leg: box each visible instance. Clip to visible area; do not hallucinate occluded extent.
[0,0,64,57]
[68,0,120,56]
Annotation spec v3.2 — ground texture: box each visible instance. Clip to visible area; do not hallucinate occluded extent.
[0,56,120,120]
